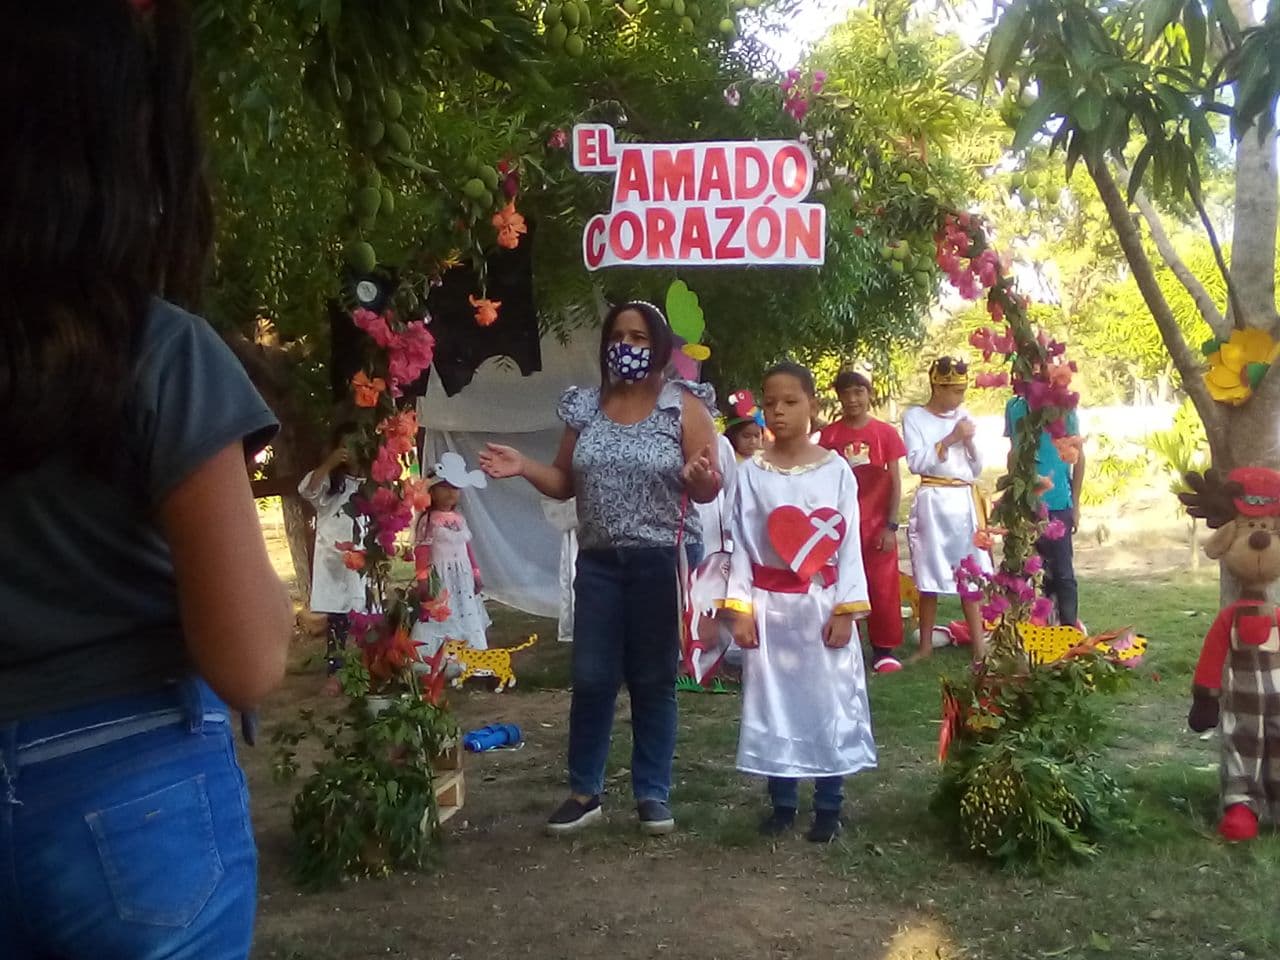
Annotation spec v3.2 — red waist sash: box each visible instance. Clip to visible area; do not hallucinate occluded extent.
[751,563,836,594]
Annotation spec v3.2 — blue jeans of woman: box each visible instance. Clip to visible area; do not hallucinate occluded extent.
[0,677,257,959]
[569,546,684,804]
[768,776,845,813]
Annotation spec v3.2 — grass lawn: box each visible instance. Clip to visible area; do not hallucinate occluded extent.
[250,571,1280,960]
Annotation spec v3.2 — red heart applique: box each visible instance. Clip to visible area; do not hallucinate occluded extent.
[767,506,846,581]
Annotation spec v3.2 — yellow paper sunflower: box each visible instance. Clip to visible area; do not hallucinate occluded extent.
[1203,328,1280,406]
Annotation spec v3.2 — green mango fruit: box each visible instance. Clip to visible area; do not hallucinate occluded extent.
[565,33,585,57]
[548,22,568,48]
[562,1,580,27]
[543,3,563,26]
[719,18,736,35]
[336,74,353,102]
[687,2,701,19]
[889,259,904,274]
[380,188,396,216]
[622,0,640,13]
[679,15,694,31]
[387,122,412,153]
[382,90,402,121]
[355,186,382,218]
[463,178,489,201]
[672,0,685,15]
[479,165,500,190]
[364,119,386,148]
[346,241,377,274]
[360,167,383,190]
[577,0,592,28]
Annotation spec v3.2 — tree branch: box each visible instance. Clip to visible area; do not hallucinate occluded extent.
[1187,179,1248,328]
[1117,165,1230,339]
[1087,156,1227,448]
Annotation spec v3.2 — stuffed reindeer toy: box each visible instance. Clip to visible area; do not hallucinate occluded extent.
[1178,467,1280,842]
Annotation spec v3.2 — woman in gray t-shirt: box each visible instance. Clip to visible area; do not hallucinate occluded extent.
[481,301,720,836]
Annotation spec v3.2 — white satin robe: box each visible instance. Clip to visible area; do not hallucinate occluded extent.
[902,406,993,594]
[724,452,877,778]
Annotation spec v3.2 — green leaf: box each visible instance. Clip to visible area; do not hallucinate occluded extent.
[1144,0,1184,50]
[1208,0,1241,44]
[1126,141,1158,203]
[1183,1,1207,76]
[1088,930,1113,952]
[1200,336,1222,356]
[665,279,706,344]
[1012,89,1068,152]
[1246,362,1270,389]
[983,2,1030,83]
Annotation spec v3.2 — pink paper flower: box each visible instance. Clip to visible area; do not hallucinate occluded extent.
[981,596,1010,622]
[1043,518,1067,541]
[353,308,395,349]
[974,371,1010,388]
[1029,597,1055,625]
[371,445,403,484]
[1024,554,1044,575]
[547,129,568,149]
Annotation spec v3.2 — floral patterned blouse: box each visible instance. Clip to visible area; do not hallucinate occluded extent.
[558,379,715,551]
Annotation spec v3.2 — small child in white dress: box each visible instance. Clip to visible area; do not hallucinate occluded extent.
[411,455,491,656]
[298,425,367,680]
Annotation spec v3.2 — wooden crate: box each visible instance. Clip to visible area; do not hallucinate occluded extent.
[433,742,464,825]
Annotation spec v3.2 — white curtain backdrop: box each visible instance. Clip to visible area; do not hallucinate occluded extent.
[418,328,600,623]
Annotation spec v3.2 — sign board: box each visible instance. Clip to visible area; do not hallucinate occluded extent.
[573,124,827,271]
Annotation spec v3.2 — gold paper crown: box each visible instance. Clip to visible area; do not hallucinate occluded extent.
[929,358,969,386]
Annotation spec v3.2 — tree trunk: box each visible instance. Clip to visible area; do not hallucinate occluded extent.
[226,332,325,607]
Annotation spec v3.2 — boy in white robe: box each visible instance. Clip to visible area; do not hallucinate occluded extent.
[902,357,992,661]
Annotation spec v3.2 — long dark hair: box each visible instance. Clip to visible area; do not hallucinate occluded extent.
[598,301,674,390]
[0,0,212,480]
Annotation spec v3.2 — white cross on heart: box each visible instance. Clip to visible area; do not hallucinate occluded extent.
[767,506,846,581]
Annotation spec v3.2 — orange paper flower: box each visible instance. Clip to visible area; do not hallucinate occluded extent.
[402,476,433,513]
[342,550,366,571]
[491,202,528,250]
[1034,474,1055,494]
[351,370,387,408]
[1053,435,1083,466]
[469,295,501,327]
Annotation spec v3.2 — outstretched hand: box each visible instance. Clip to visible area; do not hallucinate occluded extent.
[478,443,525,480]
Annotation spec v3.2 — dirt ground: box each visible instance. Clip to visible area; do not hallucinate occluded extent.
[246,494,1198,960]
[245,650,962,960]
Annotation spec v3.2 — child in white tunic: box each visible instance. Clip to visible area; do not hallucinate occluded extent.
[722,363,876,843]
[298,428,368,678]
[902,356,992,661]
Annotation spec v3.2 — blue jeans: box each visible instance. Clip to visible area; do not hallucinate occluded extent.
[0,678,257,959]
[1037,508,1078,626]
[768,776,845,813]
[570,546,681,803]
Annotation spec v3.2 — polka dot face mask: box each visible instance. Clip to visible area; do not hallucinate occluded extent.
[606,341,652,382]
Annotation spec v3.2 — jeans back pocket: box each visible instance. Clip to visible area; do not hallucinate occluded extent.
[86,774,225,927]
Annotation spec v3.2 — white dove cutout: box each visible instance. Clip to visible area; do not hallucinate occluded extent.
[433,451,488,490]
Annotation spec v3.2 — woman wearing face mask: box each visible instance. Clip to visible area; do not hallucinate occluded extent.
[479,301,720,837]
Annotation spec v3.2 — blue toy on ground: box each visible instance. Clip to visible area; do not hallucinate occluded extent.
[463,723,523,752]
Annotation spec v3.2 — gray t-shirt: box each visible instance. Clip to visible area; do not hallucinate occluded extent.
[0,300,278,721]
[558,379,714,551]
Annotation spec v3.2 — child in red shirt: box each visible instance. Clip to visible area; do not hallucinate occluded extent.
[818,370,907,672]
